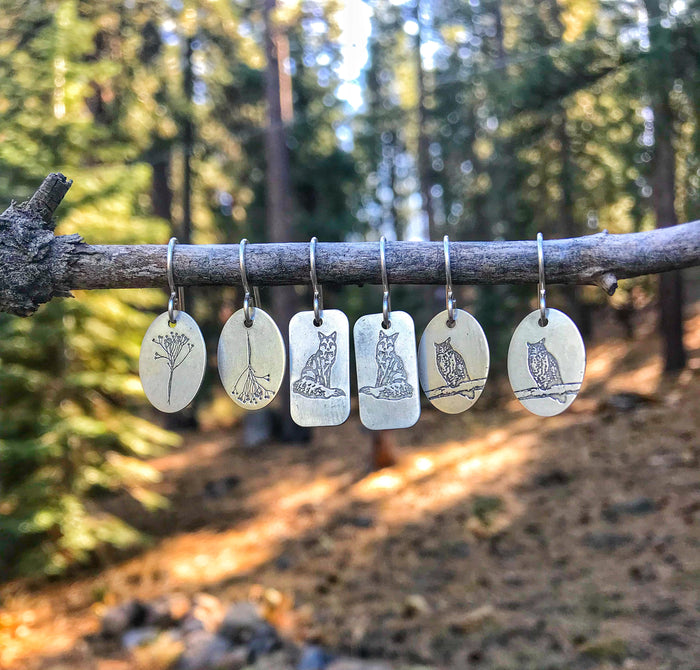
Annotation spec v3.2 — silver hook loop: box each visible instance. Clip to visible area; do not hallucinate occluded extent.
[166,237,184,324]
[380,236,391,328]
[537,232,548,327]
[444,235,456,327]
[239,238,254,327]
[310,236,324,326]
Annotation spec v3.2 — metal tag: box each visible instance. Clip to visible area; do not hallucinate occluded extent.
[508,308,586,416]
[289,309,350,427]
[139,311,206,413]
[354,311,421,430]
[218,307,286,410]
[418,308,490,414]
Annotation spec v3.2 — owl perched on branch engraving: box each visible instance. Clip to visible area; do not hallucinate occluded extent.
[434,337,469,388]
[527,338,566,403]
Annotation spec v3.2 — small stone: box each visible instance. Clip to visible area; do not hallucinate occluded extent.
[629,563,657,583]
[177,630,231,670]
[602,497,656,523]
[101,600,148,637]
[219,602,264,643]
[122,626,158,650]
[297,645,332,670]
[578,637,628,663]
[343,516,374,529]
[402,594,432,618]
[204,476,241,499]
[533,469,571,487]
[180,615,207,635]
[449,604,498,633]
[326,660,393,670]
[247,621,281,661]
[583,532,634,551]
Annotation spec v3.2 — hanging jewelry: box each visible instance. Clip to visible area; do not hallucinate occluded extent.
[217,239,286,410]
[354,236,421,430]
[139,237,206,413]
[288,237,351,427]
[418,235,490,413]
[508,232,586,416]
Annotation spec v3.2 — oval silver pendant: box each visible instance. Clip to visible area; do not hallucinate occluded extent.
[289,309,350,427]
[217,307,286,410]
[139,311,206,413]
[508,308,585,416]
[418,308,490,414]
[354,311,421,430]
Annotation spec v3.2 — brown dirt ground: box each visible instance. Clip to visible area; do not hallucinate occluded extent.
[0,299,699,670]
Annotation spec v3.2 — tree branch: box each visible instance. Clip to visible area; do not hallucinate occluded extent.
[0,173,84,316]
[1,175,699,316]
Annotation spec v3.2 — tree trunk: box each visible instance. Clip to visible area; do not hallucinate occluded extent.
[643,0,686,371]
[263,0,305,441]
[413,0,436,240]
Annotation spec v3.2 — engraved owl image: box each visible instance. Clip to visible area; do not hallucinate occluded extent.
[434,337,469,388]
[526,338,566,403]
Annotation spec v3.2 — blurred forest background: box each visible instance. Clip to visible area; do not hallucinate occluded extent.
[0,0,699,590]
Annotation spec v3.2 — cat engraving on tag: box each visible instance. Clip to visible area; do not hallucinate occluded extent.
[233,330,273,405]
[153,332,195,405]
[292,330,345,399]
[514,338,581,403]
[425,337,487,401]
[359,330,414,400]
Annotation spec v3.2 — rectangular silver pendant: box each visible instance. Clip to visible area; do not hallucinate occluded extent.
[354,311,421,430]
[289,309,351,427]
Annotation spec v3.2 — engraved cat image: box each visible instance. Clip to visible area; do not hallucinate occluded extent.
[434,337,469,388]
[292,330,345,398]
[527,338,566,403]
[359,330,414,400]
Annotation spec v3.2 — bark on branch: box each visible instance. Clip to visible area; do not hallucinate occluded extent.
[1,175,699,316]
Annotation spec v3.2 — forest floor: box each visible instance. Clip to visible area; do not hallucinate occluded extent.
[1,296,699,670]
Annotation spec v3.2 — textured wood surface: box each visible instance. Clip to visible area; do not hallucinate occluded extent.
[65,223,700,292]
[1,174,700,316]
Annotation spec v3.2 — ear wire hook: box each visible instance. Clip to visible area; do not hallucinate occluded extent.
[380,236,391,329]
[310,237,324,326]
[166,237,185,325]
[537,232,548,327]
[239,238,254,327]
[444,235,456,327]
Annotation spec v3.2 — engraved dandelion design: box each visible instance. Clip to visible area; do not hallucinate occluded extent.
[292,330,345,399]
[526,338,567,403]
[232,330,274,405]
[153,332,195,405]
[359,330,413,400]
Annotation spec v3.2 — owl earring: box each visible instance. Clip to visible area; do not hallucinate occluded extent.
[288,237,351,427]
[507,233,586,416]
[418,235,490,413]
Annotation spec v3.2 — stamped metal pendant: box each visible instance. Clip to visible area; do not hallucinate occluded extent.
[418,308,490,414]
[218,307,286,410]
[139,310,206,413]
[354,311,421,430]
[289,308,350,427]
[508,308,586,416]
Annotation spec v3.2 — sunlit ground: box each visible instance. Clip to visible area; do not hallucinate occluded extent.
[1,304,699,669]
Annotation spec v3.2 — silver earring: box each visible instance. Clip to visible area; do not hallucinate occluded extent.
[507,232,586,416]
[217,239,286,410]
[139,237,206,413]
[418,235,490,413]
[353,236,421,430]
[288,237,351,427]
